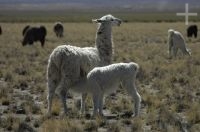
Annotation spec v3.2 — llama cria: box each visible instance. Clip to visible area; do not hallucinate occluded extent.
[168,29,191,58]
[47,14,122,116]
[187,25,198,38]
[72,62,141,117]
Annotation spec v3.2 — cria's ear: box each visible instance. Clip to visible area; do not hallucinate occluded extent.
[92,19,103,23]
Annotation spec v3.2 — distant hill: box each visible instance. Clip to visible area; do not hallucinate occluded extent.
[0,0,199,12]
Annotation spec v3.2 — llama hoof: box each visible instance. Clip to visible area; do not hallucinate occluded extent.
[132,114,139,118]
[100,113,104,117]
[60,112,68,118]
[46,114,51,119]
[46,112,52,118]
[92,113,104,119]
[85,113,92,119]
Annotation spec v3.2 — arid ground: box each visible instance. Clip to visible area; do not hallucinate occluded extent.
[0,22,200,131]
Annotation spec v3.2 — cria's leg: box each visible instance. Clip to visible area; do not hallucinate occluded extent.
[92,93,100,117]
[133,91,141,117]
[89,80,102,117]
[98,93,104,116]
[123,80,141,117]
[81,93,87,114]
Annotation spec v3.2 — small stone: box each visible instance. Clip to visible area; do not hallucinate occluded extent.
[85,113,91,119]
[3,110,8,114]
[16,108,26,114]
[33,121,40,128]
[18,122,35,132]
[7,126,12,131]
[120,111,133,118]
[2,100,10,106]
[25,116,31,122]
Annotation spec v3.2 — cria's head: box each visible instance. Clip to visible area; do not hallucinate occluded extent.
[92,14,122,26]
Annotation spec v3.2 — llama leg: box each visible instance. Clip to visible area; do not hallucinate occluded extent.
[123,80,141,117]
[169,43,173,59]
[56,78,68,115]
[40,39,45,47]
[194,32,197,38]
[81,93,87,114]
[57,61,79,115]
[59,89,67,115]
[47,81,56,115]
[47,62,59,116]
[173,47,178,57]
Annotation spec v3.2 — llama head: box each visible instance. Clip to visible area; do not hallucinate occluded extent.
[92,14,122,26]
[168,29,175,36]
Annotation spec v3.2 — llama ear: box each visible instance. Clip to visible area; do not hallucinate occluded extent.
[92,19,103,23]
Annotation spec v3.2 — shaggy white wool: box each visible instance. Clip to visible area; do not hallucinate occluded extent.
[168,29,191,58]
[87,62,141,117]
[47,14,122,115]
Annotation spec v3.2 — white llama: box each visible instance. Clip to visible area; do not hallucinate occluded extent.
[168,29,191,58]
[72,62,141,117]
[47,14,122,115]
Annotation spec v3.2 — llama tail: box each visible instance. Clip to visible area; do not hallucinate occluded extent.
[129,62,140,80]
[186,48,192,56]
[130,62,139,73]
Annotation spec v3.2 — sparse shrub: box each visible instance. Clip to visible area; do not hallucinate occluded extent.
[4,72,13,82]
[1,97,10,106]
[84,121,98,131]
[186,102,200,124]
[131,117,144,132]
[40,119,83,132]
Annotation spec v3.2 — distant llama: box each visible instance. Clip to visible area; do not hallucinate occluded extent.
[0,26,2,35]
[22,25,30,36]
[22,26,47,47]
[47,14,122,115]
[54,22,64,38]
[187,25,198,38]
[72,62,141,117]
[168,29,191,58]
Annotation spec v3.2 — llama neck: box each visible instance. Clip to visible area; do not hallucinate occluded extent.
[95,23,113,65]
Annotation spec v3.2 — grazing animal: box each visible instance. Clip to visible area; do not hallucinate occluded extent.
[22,25,30,36]
[72,62,141,117]
[0,26,2,35]
[187,25,198,38]
[54,22,64,37]
[22,26,47,47]
[47,14,122,116]
[168,29,191,58]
